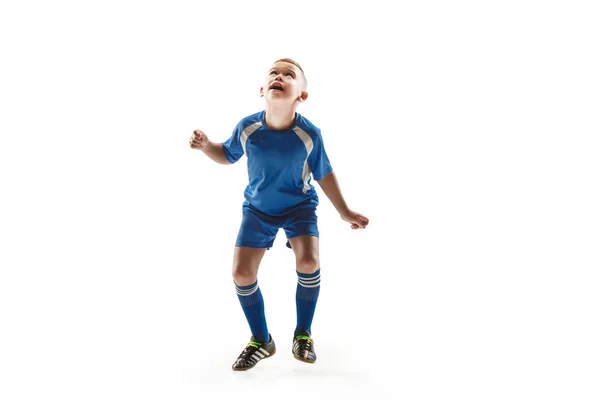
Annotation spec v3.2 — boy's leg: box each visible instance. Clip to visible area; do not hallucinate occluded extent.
[288,235,320,363]
[232,246,270,342]
[233,204,279,343]
[231,206,278,371]
[288,235,320,335]
[232,246,278,371]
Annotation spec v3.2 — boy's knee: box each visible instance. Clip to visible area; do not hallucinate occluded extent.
[296,256,319,274]
[232,263,257,286]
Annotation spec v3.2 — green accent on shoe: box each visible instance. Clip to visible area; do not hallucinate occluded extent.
[294,335,312,342]
[247,342,261,348]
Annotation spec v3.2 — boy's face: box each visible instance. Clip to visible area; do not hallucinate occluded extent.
[260,61,308,105]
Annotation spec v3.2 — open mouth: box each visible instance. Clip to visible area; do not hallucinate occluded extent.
[269,83,284,91]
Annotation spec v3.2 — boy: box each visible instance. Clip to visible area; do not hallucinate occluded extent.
[190,58,369,371]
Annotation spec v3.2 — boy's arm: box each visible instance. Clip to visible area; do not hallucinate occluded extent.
[201,141,231,165]
[316,171,350,215]
[317,171,369,229]
[190,129,231,165]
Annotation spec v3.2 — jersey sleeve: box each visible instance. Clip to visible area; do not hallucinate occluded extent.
[308,129,333,181]
[221,121,245,163]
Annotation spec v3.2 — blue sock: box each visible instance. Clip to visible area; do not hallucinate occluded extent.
[235,281,270,343]
[295,269,321,336]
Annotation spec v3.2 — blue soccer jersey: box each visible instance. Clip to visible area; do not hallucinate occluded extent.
[222,111,332,216]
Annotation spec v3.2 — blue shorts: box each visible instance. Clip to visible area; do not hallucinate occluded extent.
[235,203,319,249]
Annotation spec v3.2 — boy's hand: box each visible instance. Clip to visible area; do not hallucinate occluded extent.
[341,210,369,230]
[190,129,209,150]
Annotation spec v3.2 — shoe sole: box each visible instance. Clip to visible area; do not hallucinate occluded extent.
[293,354,316,364]
[231,349,276,371]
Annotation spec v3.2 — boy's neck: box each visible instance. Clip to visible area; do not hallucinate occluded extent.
[264,104,296,131]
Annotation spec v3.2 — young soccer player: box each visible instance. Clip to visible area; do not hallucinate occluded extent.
[190,58,369,371]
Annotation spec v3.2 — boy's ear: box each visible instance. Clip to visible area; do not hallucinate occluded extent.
[260,87,264,97]
[299,91,308,102]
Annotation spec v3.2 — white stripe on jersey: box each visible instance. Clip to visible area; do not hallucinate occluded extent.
[241,122,262,155]
[292,126,314,194]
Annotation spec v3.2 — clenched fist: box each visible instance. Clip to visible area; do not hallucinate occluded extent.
[341,210,370,230]
[189,129,209,150]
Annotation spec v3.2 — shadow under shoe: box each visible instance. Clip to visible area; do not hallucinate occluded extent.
[232,335,276,371]
[292,331,316,363]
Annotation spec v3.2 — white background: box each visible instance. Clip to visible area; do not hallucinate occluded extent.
[1,0,599,399]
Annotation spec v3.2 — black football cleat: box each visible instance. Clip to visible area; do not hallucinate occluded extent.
[232,335,276,371]
[292,331,316,363]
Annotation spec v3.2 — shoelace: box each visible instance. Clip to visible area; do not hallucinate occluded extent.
[295,335,313,352]
[237,341,262,361]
